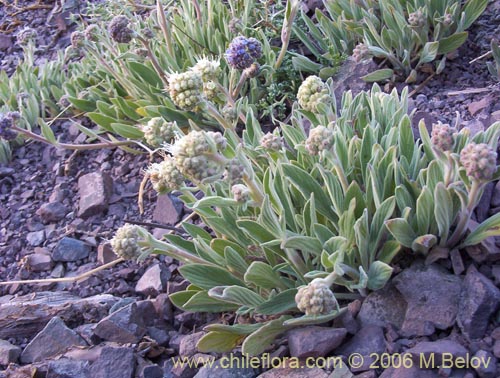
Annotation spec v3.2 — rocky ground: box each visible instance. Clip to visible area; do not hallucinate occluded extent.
[1,1,500,378]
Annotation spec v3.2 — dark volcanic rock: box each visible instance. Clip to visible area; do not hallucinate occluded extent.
[90,346,136,378]
[336,325,386,357]
[406,339,468,365]
[20,316,87,363]
[77,171,113,218]
[357,283,407,329]
[0,339,21,365]
[47,358,91,378]
[36,202,68,223]
[458,265,500,340]
[179,331,205,358]
[288,327,347,358]
[393,262,462,337]
[93,302,147,343]
[52,237,90,262]
[135,263,171,297]
[194,359,258,378]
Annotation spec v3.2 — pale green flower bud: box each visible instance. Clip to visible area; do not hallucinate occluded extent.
[297,76,331,113]
[442,13,453,26]
[224,159,245,184]
[203,81,219,101]
[171,130,227,183]
[232,184,251,203]
[147,157,185,193]
[142,117,176,148]
[168,71,204,112]
[70,31,85,48]
[305,125,334,155]
[111,224,142,260]
[460,142,498,182]
[295,278,337,316]
[431,122,456,151]
[260,132,283,151]
[192,58,220,82]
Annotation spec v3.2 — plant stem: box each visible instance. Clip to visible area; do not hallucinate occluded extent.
[137,36,170,87]
[231,71,248,99]
[13,126,135,151]
[242,172,264,206]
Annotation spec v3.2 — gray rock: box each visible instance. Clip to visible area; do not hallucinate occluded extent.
[393,262,462,337]
[147,327,170,346]
[0,34,12,50]
[97,242,117,264]
[26,253,52,272]
[36,202,67,223]
[90,346,135,378]
[493,340,500,359]
[20,317,87,363]
[135,263,171,297]
[257,367,328,378]
[336,325,386,357]
[450,249,465,275]
[458,265,500,340]
[357,283,407,329]
[93,302,146,343]
[47,358,90,378]
[142,365,164,378]
[179,331,205,358]
[406,340,468,366]
[77,172,113,218]
[52,237,90,262]
[194,359,257,378]
[288,327,347,358]
[472,350,497,378]
[26,230,46,247]
[331,59,376,107]
[379,366,439,378]
[476,182,495,222]
[153,194,183,225]
[491,181,500,208]
[0,339,21,365]
[464,220,500,262]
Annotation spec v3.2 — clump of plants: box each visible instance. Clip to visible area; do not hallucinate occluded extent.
[298,0,488,82]
[110,76,500,355]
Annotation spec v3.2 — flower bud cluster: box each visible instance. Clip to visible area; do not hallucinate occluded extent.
[295,278,337,316]
[192,58,220,82]
[17,28,37,46]
[225,36,263,70]
[305,125,334,155]
[231,184,251,203]
[460,142,497,182]
[85,25,99,42]
[260,132,283,151]
[147,156,185,193]
[168,71,204,111]
[108,15,134,43]
[142,117,176,148]
[0,112,20,141]
[70,31,85,48]
[408,9,425,27]
[171,130,227,183]
[111,224,142,260]
[224,159,245,184]
[297,76,331,113]
[352,43,370,63]
[430,122,456,151]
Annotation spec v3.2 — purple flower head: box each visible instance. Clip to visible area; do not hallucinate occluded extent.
[225,36,263,70]
[0,112,20,141]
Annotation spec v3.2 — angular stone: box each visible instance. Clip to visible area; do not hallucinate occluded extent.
[90,346,136,378]
[135,263,171,297]
[26,230,46,247]
[77,172,113,218]
[47,358,90,378]
[97,242,117,264]
[26,253,52,272]
[194,359,257,378]
[458,265,500,340]
[464,220,500,263]
[288,327,347,358]
[491,180,500,208]
[20,317,87,363]
[357,283,407,329]
[153,194,183,225]
[0,34,12,50]
[472,350,497,378]
[36,202,67,223]
[336,325,386,357]
[258,367,328,378]
[52,237,90,262]
[179,331,205,358]
[93,303,147,343]
[475,182,495,222]
[393,262,462,337]
[142,365,164,378]
[494,340,500,359]
[0,339,21,365]
[406,340,468,365]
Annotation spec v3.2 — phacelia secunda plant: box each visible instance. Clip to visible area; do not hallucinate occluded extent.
[297,75,331,113]
[225,36,263,70]
[0,112,20,141]
[111,224,143,260]
[108,15,134,44]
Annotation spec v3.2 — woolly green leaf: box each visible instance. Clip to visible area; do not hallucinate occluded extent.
[385,218,417,248]
[460,212,500,247]
[256,288,298,315]
[244,262,287,290]
[197,331,245,353]
[179,264,245,290]
[362,69,394,82]
[208,286,265,307]
[242,316,292,356]
[367,261,393,290]
[462,0,488,30]
[438,32,468,54]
